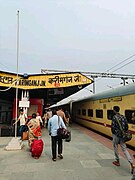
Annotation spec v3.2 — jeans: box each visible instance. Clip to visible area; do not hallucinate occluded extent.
[112,134,133,163]
[19,125,25,138]
[51,136,62,159]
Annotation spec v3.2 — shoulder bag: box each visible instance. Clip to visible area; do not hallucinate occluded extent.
[115,117,132,142]
[57,116,70,139]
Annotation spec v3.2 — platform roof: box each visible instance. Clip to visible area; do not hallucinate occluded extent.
[0,70,93,105]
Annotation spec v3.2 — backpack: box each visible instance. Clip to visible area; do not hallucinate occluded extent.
[114,114,128,138]
[65,111,69,118]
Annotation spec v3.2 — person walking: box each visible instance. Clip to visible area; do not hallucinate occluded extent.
[65,110,71,127]
[111,106,134,173]
[57,107,67,126]
[46,109,52,128]
[48,109,66,161]
[64,110,71,142]
[13,109,27,139]
[27,113,42,147]
[36,112,43,127]
[27,113,43,159]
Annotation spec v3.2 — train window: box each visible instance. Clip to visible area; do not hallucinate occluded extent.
[125,110,135,124]
[88,109,93,117]
[96,110,103,118]
[78,109,81,115]
[82,109,86,116]
[107,110,115,120]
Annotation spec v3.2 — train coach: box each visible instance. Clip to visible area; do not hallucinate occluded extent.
[72,83,135,148]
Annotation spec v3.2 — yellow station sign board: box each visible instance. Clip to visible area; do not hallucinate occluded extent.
[0,71,93,90]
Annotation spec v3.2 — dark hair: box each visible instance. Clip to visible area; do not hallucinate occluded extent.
[52,110,57,116]
[19,109,23,112]
[113,106,120,113]
[32,113,36,118]
[57,106,62,110]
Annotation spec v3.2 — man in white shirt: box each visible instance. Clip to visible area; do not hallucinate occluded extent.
[36,112,43,127]
[14,109,27,139]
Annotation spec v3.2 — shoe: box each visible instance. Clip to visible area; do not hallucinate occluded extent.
[112,161,120,166]
[131,169,134,174]
[52,158,56,161]
[58,154,63,159]
[131,164,135,174]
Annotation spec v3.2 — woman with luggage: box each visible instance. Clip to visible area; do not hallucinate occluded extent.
[27,113,43,159]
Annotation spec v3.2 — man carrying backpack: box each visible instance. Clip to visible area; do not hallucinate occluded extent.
[111,106,134,173]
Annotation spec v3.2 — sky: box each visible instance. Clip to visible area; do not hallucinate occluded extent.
[0,0,135,98]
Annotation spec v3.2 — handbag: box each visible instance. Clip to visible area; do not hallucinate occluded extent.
[57,116,70,139]
[115,117,132,142]
[22,131,28,140]
[122,131,132,142]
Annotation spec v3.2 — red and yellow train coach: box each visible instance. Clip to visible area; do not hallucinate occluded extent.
[73,83,135,148]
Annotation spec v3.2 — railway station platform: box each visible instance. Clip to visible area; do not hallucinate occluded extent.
[0,124,134,180]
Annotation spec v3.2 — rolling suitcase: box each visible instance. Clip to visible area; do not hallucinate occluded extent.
[31,139,44,158]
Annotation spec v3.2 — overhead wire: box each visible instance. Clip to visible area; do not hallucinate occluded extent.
[88,54,135,94]
[95,53,135,83]
[107,54,135,72]
[103,54,135,88]
[111,59,135,73]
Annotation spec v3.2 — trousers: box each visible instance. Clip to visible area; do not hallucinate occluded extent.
[51,136,62,159]
[112,134,133,163]
[19,125,25,138]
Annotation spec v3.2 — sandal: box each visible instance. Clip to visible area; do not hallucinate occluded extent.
[58,154,63,159]
[112,161,120,166]
[52,158,56,161]
[131,164,135,174]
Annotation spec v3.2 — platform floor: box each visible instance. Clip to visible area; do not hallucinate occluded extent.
[0,124,134,180]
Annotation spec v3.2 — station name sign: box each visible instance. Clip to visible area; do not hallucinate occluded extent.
[0,72,93,90]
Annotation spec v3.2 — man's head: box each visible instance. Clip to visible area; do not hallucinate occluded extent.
[36,112,39,116]
[57,106,62,111]
[19,109,24,114]
[113,106,120,113]
[32,113,36,118]
[52,109,57,116]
